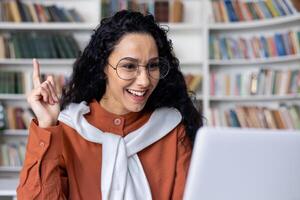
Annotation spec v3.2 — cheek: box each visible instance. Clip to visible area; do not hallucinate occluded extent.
[110,78,130,98]
[151,79,160,90]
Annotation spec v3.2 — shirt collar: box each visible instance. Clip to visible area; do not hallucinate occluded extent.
[85,99,151,136]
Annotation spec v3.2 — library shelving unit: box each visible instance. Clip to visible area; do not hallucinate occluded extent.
[205,0,300,128]
[0,0,100,199]
[1,0,299,198]
[0,0,204,199]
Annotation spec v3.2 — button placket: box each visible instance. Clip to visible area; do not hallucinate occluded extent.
[114,118,121,126]
[39,141,45,147]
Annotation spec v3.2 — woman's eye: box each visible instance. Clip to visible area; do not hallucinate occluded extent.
[148,63,159,70]
[122,63,137,70]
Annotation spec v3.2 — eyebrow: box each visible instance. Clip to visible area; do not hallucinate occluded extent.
[121,56,159,62]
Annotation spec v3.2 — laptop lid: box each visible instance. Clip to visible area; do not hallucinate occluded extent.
[183,127,300,200]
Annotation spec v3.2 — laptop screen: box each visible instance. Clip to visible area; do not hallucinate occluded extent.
[183,127,300,200]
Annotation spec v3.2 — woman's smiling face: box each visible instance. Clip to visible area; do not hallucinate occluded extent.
[100,33,160,115]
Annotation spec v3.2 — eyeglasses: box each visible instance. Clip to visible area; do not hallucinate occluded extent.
[107,57,170,80]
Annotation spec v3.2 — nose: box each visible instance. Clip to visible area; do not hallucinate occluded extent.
[136,66,150,86]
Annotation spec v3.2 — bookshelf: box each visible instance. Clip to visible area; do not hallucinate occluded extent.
[0,0,204,198]
[0,0,100,198]
[206,0,300,129]
[0,0,299,198]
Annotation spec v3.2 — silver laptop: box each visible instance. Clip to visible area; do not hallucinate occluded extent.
[183,127,300,200]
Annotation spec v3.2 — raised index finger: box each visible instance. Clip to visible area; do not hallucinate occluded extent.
[32,58,41,88]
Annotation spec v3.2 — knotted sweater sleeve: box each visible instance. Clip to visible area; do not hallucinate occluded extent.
[171,125,192,200]
[17,119,68,199]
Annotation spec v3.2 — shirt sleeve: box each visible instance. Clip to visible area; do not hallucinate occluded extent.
[171,125,192,200]
[17,119,68,200]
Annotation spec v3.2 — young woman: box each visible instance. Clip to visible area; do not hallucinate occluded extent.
[17,10,202,200]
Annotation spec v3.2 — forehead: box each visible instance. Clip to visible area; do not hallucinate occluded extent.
[110,33,158,60]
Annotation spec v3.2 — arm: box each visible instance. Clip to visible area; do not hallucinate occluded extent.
[17,119,68,199]
[171,125,192,200]
[17,59,67,199]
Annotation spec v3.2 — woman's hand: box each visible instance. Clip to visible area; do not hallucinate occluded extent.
[27,59,60,128]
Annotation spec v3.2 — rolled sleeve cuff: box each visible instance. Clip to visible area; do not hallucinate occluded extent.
[27,119,63,160]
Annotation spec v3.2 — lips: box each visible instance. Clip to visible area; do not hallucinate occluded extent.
[126,89,147,97]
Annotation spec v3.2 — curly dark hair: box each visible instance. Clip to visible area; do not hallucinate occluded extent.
[61,10,203,143]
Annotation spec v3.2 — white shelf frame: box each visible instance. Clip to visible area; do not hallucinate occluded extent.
[0,129,28,136]
[161,23,203,31]
[209,14,300,30]
[209,95,300,102]
[209,54,300,66]
[205,0,300,119]
[0,166,22,172]
[0,22,202,32]
[0,178,18,196]
[0,94,27,100]
[0,58,75,65]
[0,22,97,31]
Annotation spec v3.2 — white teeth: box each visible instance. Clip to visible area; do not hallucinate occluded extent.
[127,89,146,97]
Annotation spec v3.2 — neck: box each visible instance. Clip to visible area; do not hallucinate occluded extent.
[99,98,130,116]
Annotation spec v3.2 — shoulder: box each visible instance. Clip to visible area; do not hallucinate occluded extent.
[152,107,182,121]
[174,122,192,150]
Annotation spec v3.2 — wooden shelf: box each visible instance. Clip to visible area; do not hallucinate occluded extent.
[0,94,26,100]
[0,129,28,136]
[0,58,75,65]
[161,23,203,31]
[209,54,300,66]
[209,14,300,30]
[0,22,97,31]
[0,58,202,67]
[210,94,300,102]
[0,22,202,32]
[180,60,203,66]
[0,178,18,196]
[0,166,21,172]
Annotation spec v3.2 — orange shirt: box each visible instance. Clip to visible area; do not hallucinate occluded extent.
[17,100,192,200]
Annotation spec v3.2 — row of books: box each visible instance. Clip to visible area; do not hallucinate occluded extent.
[209,31,300,60]
[0,71,24,95]
[211,0,300,23]
[210,68,300,96]
[0,72,68,95]
[209,104,300,129]
[0,0,83,23]
[184,73,202,93]
[0,142,26,167]
[0,104,34,130]
[0,33,80,59]
[102,0,184,23]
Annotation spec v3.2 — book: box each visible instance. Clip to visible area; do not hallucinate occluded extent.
[265,0,280,17]
[290,0,300,11]
[224,0,238,22]
[154,1,169,22]
[170,0,183,23]
[8,1,22,22]
[232,1,244,21]
[272,110,286,129]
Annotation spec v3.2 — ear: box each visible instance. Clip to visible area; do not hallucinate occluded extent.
[103,65,108,75]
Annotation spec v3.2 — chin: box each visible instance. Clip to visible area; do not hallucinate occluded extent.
[127,104,145,113]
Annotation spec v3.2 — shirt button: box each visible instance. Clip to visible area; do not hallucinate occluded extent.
[113,118,121,125]
[39,141,45,147]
